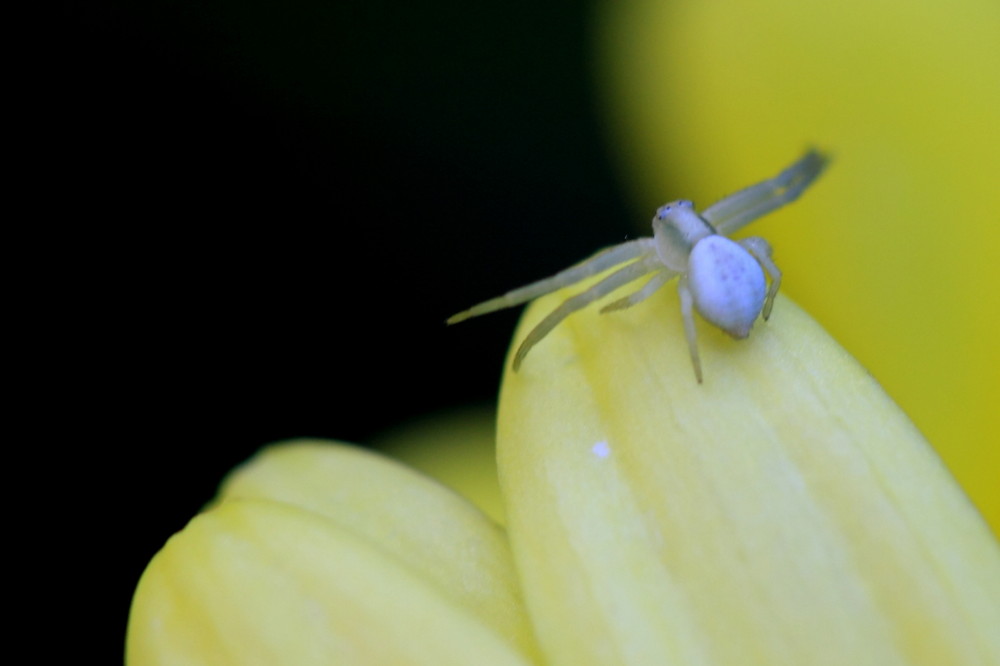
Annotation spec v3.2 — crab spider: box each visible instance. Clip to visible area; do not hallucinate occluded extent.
[448,149,829,382]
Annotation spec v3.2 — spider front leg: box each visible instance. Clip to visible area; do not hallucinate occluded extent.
[677,274,703,384]
[701,149,829,236]
[738,236,782,320]
[447,239,653,325]
[512,255,660,370]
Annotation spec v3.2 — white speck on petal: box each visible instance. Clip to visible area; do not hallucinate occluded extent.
[591,441,611,458]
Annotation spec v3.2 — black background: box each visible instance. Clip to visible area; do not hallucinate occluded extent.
[46,0,645,658]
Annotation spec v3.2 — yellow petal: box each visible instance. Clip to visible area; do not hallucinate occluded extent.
[128,441,539,665]
[498,286,1000,666]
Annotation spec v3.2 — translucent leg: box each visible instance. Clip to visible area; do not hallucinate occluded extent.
[701,149,829,236]
[599,270,674,313]
[512,256,659,370]
[739,236,782,320]
[447,239,655,324]
[678,275,703,384]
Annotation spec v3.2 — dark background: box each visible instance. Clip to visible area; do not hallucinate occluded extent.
[47,0,643,658]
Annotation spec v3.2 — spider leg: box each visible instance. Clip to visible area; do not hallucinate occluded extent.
[677,275,703,383]
[738,236,782,320]
[512,256,660,370]
[701,149,829,236]
[447,239,655,324]
[598,269,674,313]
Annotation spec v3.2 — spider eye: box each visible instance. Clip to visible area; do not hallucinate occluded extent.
[655,200,695,220]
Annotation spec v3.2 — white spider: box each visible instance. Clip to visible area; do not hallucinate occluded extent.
[448,149,829,382]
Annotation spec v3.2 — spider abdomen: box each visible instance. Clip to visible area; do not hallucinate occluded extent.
[687,235,767,339]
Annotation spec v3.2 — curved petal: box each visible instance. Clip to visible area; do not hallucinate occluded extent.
[498,287,1000,666]
[127,441,540,665]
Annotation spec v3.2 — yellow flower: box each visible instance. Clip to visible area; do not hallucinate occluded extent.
[127,286,1000,665]
[592,0,1000,531]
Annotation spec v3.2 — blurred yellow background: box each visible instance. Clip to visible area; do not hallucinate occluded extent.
[593,0,999,532]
